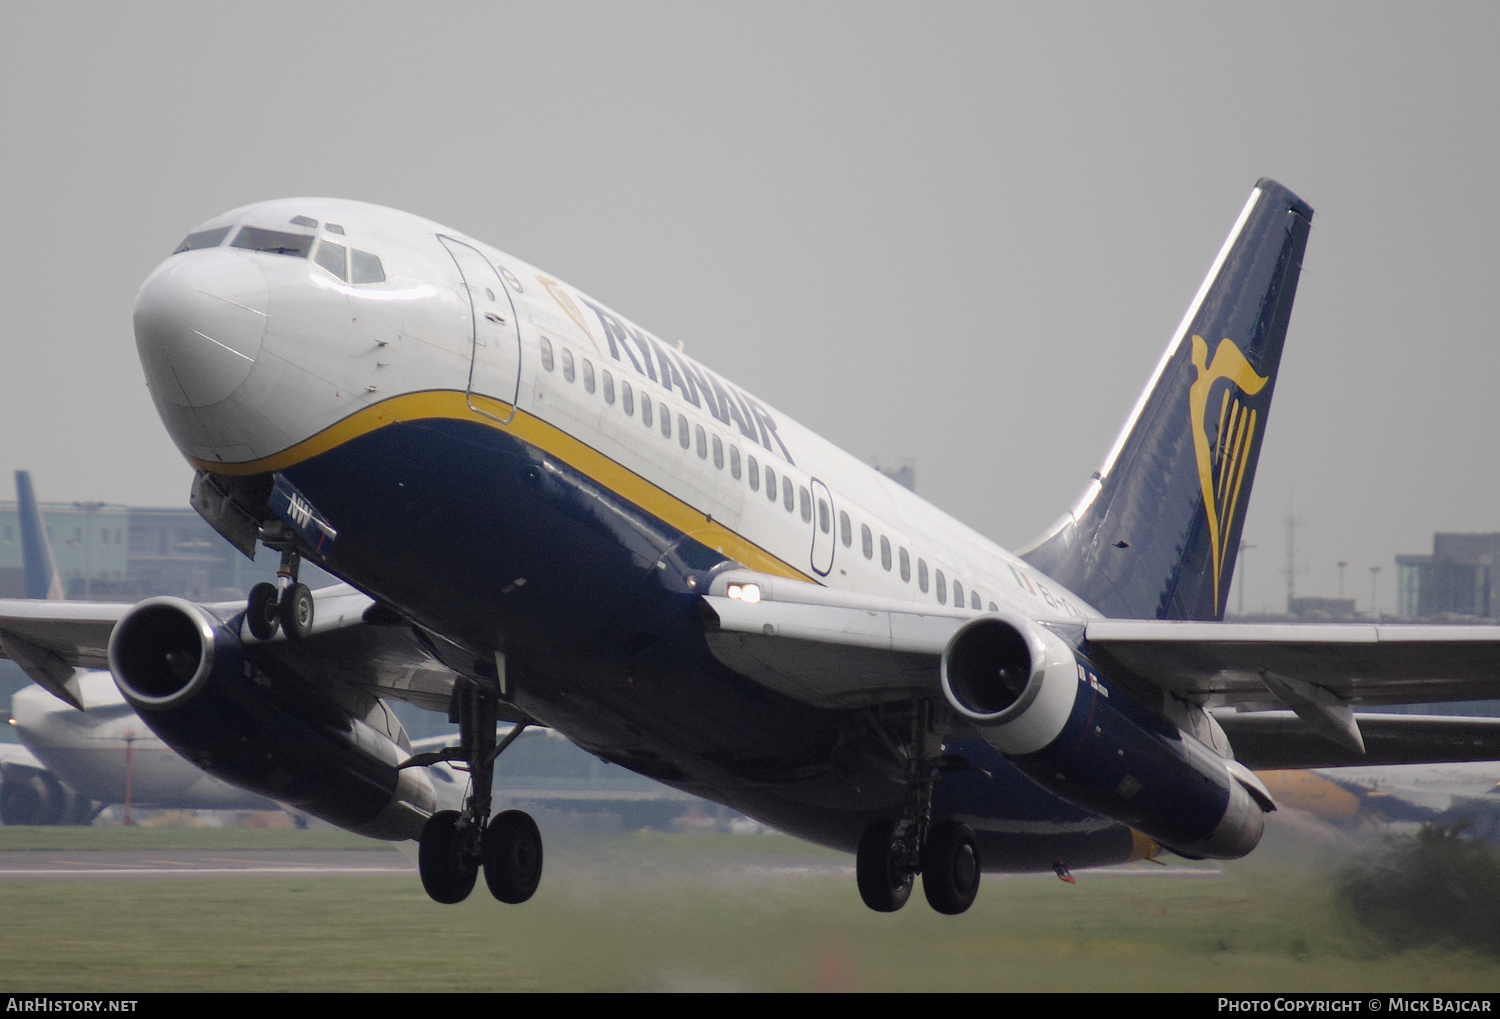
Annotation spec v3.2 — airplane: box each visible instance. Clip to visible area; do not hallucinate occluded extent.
[0,470,279,822]
[4,178,1500,915]
[1259,763,1500,841]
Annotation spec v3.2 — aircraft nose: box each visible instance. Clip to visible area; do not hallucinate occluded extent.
[133,251,269,408]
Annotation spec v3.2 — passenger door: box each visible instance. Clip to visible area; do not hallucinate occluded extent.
[439,236,521,423]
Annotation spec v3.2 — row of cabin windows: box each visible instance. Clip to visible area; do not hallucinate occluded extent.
[540,336,995,610]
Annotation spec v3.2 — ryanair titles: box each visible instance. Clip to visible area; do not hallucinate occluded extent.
[583,300,796,467]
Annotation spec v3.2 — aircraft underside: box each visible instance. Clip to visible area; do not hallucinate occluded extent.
[274,414,1146,876]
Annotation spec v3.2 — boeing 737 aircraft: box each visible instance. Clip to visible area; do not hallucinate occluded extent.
[5,179,1500,915]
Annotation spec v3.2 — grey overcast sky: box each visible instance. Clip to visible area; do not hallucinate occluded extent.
[2,1,1496,613]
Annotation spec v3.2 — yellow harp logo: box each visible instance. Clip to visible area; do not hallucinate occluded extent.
[1189,335,1268,606]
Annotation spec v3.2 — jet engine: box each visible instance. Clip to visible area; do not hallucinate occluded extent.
[0,762,95,826]
[940,613,1269,859]
[108,597,446,840]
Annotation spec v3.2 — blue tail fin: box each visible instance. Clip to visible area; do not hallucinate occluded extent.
[15,471,65,601]
[1019,179,1313,621]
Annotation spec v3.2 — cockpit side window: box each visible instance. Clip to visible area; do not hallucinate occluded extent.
[350,249,385,284]
[315,240,348,281]
[173,226,231,254]
[231,226,313,258]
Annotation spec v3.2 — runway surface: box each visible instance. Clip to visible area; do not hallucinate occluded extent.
[0,848,416,881]
[0,846,1220,882]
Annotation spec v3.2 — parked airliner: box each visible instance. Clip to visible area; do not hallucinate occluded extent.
[5,179,1500,914]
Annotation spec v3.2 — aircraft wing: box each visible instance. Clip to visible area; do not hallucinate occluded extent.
[702,571,1500,767]
[0,585,463,714]
[1083,619,1500,710]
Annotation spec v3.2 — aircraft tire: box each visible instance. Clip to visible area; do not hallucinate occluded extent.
[418,810,477,904]
[278,583,314,641]
[483,809,543,904]
[856,818,913,912]
[247,583,279,640]
[921,819,981,915]
[0,778,45,826]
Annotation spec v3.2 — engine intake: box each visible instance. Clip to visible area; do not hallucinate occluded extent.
[940,613,1269,859]
[108,596,451,841]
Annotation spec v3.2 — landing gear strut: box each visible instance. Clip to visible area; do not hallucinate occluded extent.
[245,536,313,641]
[854,702,981,915]
[405,672,542,906]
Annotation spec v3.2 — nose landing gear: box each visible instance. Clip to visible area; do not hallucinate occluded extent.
[404,673,543,907]
[245,545,313,641]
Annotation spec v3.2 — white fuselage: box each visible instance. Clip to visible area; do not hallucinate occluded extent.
[135,198,1091,625]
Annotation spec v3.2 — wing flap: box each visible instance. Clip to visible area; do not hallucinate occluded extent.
[1219,711,1500,770]
[1086,619,1500,708]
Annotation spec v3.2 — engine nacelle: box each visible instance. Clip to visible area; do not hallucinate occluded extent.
[941,614,1268,859]
[108,597,447,841]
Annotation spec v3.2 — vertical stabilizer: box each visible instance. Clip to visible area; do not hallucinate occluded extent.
[1019,180,1313,620]
[16,471,65,601]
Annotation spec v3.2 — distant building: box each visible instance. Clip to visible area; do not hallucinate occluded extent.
[1289,596,1358,620]
[0,502,322,602]
[1396,533,1500,620]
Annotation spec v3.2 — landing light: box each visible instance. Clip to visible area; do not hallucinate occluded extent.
[727,583,761,604]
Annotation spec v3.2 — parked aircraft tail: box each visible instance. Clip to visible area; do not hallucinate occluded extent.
[1019,179,1313,620]
[15,471,65,601]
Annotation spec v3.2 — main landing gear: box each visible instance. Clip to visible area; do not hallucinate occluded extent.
[246,543,314,642]
[404,675,543,906]
[855,703,982,916]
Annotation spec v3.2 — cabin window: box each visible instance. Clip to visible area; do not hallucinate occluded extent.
[918,559,929,593]
[839,512,851,547]
[680,415,692,450]
[765,466,777,502]
[782,477,795,512]
[582,359,595,394]
[640,393,652,427]
[816,496,829,533]
[798,487,811,523]
[712,434,724,469]
[350,249,385,284]
[747,454,758,490]
[729,444,740,478]
[232,226,313,258]
[935,570,947,605]
[953,580,965,609]
[561,348,575,383]
[880,536,892,571]
[861,524,873,559]
[314,240,347,281]
[899,547,911,582]
[660,403,672,438]
[602,370,615,405]
[621,381,633,416]
[540,337,555,372]
[173,226,231,253]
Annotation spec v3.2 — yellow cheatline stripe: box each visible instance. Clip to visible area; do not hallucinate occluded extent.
[188,390,812,583]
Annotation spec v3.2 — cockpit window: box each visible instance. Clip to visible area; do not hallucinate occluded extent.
[231,226,313,258]
[315,240,348,281]
[325,223,345,235]
[290,215,318,228]
[350,249,385,284]
[173,226,231,254]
